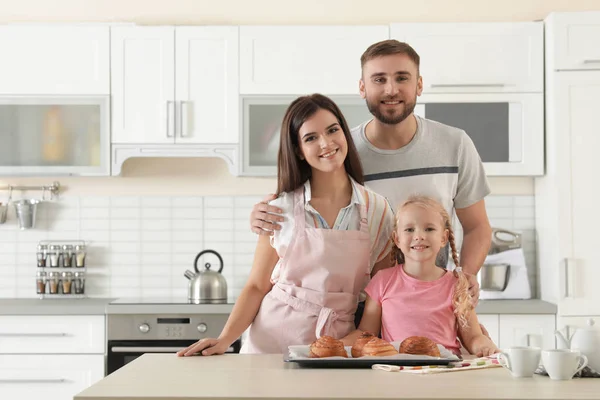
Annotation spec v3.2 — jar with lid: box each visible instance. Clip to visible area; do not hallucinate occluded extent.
[48,271,60,294]
[36,271,47,294]
[48,245,61,268]
[73,271,85,294]
[62,244,74,268]
[37,244,48,268]
[61,271,73,294]
[74,245,86,268]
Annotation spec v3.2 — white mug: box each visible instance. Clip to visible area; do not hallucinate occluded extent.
[541,349,588,380]
[498,346,541,378]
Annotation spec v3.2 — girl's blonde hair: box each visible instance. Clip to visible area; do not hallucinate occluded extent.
[390,195,473,328]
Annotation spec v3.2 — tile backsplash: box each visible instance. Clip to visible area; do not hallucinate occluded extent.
[0,195,537,299]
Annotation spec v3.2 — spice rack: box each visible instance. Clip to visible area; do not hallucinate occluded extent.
[36,240,87,299]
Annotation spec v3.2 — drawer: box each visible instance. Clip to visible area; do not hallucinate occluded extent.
[0,354,104,400]
[0,315,105,354]
[547,12,600,71]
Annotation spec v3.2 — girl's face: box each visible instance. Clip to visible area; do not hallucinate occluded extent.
[297,108,348,174]
[394,204,449,263]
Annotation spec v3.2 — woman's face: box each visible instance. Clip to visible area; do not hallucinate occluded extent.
[297,108,348,174]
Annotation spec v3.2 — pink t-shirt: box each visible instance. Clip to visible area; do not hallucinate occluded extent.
[365,264,461,355]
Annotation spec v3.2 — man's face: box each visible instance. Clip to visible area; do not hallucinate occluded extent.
[359,53,423,125]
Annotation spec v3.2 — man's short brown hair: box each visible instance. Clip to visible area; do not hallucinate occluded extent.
[360,40,420,72]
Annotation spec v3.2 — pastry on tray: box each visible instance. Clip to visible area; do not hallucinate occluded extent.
[308,335,348,358]
[351,331,375,358]
[398,336,441,357]
[360,337,399,357]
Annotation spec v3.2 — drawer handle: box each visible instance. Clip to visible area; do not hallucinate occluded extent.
[0,378,66,383]
[0,333,68,337]
[583,59,600,64]
[430,83,506,88]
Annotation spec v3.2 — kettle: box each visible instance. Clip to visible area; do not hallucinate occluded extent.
[184,249,228,304]
[555,318,600,372]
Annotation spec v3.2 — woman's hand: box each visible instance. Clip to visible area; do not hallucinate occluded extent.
[176,338,231,357]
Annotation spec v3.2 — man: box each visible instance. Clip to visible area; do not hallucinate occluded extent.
[250,40,492,302]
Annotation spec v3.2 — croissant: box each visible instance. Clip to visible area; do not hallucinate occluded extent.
[399,336,441,357]
[308,336,348,358]
[351,332,375,358]
[360,337,399,357]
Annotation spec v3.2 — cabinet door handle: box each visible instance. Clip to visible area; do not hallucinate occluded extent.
[0,378,66,383]
[583,59,600,64]
[0,333,68,337]
[166,101,175,138]
[430,83,506,88]
[179,101,190,138]
[526,334,531,347]
[561,258,574,299]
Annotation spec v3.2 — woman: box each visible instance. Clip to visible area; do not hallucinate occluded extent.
[177,94,394,356]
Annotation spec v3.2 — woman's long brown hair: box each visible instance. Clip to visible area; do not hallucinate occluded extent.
[276,94,364,195]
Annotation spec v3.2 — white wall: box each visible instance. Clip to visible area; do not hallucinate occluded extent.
[2,0,598,196]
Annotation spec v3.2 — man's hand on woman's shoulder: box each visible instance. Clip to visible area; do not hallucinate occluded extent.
[250,194,285,236]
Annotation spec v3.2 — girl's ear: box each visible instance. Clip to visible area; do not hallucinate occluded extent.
[392,230,400,247]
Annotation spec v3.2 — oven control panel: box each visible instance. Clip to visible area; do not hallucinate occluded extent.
[108,314,229,340]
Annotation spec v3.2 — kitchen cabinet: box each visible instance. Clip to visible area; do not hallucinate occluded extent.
[111,26,239,145]
[546,11,600,71]
[0,315,105,400]
[498,315,556,350]
[536,12,600,316]
[391,22,543,93]
[477,314,500,346]
[239,26,389,94]
[0,25,109,95]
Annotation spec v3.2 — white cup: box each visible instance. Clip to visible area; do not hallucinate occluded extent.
[498,346,541,378]
[541,349,588,380]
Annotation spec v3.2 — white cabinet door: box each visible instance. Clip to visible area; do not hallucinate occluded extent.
[240,26,389,94]
[0,315,105,354]
[0,354,104,400]
[551,72,600,316]
[111,26,175,144]
[391,22,543,93]
[477,314,500,347]
[546,12,600,71]
[175,26,239,144]
[0,25,109,95]
[499,315,556,350]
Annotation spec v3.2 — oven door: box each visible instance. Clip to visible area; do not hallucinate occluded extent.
[415,93,543,176]
[106,339,242,375]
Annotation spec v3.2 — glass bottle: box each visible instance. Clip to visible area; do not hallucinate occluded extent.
[74,245,86,268]
[48,271,60,294]
[36,271,47,294]
[61,271,73,294]
[62,244,74,268]
[48,245,61,268]
[37,244,48,268]
[73,271,85,294]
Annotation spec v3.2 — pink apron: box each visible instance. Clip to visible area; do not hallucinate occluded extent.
[241,185,371,354]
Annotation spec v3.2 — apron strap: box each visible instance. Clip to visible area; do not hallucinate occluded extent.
[292,186,306,231]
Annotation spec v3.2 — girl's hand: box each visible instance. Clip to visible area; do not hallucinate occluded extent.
[176,338,230,357]
[472,336,500,357]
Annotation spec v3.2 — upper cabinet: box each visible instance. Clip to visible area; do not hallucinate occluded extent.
[239,26,389,95]
[0,25,109,95]
[111,26,239,145]
[391,23,543,93]
[546,11,600,71]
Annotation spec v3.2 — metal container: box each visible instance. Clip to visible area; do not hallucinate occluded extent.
[13,199,40,230]
[0,203,7,224]
[184,249,228,304]
[478,263,511,291]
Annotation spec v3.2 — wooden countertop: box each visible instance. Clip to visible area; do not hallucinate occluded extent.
[75,354,600,400]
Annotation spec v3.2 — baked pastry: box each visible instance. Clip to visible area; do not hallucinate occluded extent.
[351,332,375,358]
[361,337,399,357]
[308,336,348,358]
[399,336,441,357]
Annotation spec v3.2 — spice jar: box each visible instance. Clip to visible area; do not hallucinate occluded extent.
[74,245,86,268]
[36,271,47,294]
[73,271,85,294]
[37,244,48,268]
[61,271,73,294]
[48,245,61,268]
[48,271,60,294]
[62,244,74,268]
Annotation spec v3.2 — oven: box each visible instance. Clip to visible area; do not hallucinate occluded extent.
[106,311,241,375]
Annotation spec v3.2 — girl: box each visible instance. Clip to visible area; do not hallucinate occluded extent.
[342,195,499,357]
[178,94,394,356]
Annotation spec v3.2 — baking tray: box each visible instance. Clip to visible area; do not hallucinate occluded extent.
[284,343,460,369]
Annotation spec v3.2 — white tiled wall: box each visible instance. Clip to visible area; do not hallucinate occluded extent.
[0,195,537,299]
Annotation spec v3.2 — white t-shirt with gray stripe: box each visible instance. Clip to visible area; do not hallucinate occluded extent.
[351,115,491,265]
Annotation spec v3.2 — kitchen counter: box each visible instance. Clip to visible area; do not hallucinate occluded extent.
[476,299,556,314]
[0,298,114,315]
[75,353,600,400]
